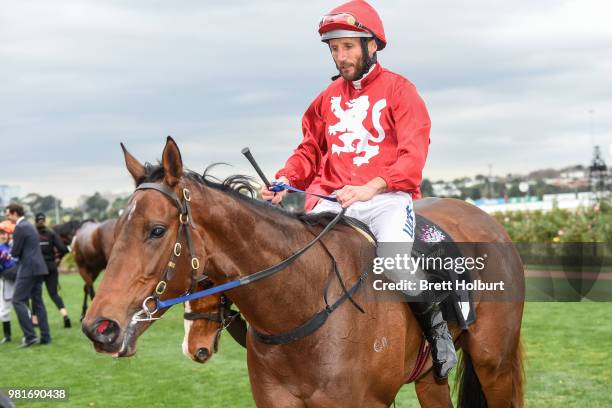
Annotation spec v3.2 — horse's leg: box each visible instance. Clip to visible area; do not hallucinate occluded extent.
[79,268,94,320]
[249,370,390,408]
[246,345,391,408]
[414,370,453,408]
[249,377,305,407]
[90,270,101,300]
[462,302,524,408]
[81,285,88,321]
[246,348,305,408]
[250,385,304,408]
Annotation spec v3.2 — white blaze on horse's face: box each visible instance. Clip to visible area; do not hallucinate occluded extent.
[182,302,194,359]
[127,199,138,222]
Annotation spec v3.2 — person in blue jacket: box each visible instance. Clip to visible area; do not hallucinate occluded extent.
[0,220,17,344]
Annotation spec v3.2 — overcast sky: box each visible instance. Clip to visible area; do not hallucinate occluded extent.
[1,0,611,206]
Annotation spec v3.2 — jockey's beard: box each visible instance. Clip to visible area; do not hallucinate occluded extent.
[336,57,365,81]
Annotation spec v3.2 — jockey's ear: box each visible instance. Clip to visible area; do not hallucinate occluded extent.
[121,143,145,185]
[162,136,183,187]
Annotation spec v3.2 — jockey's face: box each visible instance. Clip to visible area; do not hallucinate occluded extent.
[329,37,377,81]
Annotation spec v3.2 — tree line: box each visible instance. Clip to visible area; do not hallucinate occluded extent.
[6,192,129,224]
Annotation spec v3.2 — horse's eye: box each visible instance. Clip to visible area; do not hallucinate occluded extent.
[149,226,166,239]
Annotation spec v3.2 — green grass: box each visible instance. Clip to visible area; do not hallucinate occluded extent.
[1,274,611,407]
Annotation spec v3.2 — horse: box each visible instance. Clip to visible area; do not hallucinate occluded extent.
[82,137,525,407]
[72,218,117,319]
[52,220,85,247]
[73,216,236,362]
[182,280,247,364]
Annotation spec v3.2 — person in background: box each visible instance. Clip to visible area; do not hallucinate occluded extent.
[35,213,71,328]
[0,220,17,344]
[4,203,51,347]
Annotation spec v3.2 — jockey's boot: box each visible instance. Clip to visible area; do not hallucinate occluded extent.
[409,298,457,382]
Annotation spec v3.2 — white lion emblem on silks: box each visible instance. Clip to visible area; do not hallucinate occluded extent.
[329,95,387,166]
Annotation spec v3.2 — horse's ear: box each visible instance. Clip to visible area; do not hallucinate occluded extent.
[162,136,183,187]
[121,143,145,184]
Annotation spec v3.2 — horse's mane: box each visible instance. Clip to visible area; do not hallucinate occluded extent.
[137,162,303,220]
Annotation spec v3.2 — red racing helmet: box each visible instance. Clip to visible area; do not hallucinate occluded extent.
[318,0,387,50]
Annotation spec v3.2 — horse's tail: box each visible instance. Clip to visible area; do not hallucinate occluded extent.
[511,336,526,408]
[455,350,487,408]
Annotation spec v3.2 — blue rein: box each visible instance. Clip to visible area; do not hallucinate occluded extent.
[270,182,337,202]
[157,280,241,309]
[156,203,346,310]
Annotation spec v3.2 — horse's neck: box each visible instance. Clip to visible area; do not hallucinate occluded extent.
[195,187,331,334]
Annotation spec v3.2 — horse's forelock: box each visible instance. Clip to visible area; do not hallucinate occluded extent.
[136,162,165,186]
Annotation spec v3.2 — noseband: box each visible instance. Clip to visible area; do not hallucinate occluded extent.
[184,293,233,351]
[180,272,248,348]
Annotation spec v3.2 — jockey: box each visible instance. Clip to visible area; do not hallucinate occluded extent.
[261,0,457,380]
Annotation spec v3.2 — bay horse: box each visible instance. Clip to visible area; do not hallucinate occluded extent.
[182,281,247,364]
[72,218,117,318]
[52,220,85,247]
[73,217,233,362]
[82,138,525,407]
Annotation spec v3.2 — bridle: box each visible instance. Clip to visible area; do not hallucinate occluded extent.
[128,178,369,346]
[130,181,203,323]
[183,295,236,326]
[183,285,245,350]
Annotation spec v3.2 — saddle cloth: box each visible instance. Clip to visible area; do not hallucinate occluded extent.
[300,211,476,330]
[412,214,476,329]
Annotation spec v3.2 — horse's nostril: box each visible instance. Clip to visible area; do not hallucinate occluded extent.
[195,348,210,362]
[96,320,111,334]
[89,318,120,344]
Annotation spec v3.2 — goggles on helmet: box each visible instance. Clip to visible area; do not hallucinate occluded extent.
[319,12,373,39]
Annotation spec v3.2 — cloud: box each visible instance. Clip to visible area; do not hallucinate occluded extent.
[0,0,610,205]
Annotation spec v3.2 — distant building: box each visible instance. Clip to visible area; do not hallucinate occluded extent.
[462,179,480,188]
[476,191,607,213]
[432,182,461,197]
[560,165,587,180]
[544,165,589,189]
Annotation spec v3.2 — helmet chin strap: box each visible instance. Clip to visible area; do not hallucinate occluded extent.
[354,37,377,81]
